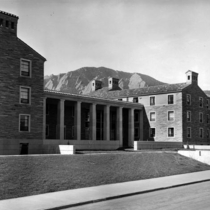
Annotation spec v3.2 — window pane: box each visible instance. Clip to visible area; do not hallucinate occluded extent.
[150,128,155,137]
[168,95,174,104]
[150,112,155,121]
[150,97,155,105]
[20,115,29,131]
[21,60,30,77]
[187,111,191,121]
[168,111,174,121]
[168,128,174,137]
[20,87,29,104]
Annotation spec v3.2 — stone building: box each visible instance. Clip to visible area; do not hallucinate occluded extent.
[88,71,210,145]
[0,11,144,155]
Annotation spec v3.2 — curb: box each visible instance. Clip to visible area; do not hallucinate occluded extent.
[45,179,210,210]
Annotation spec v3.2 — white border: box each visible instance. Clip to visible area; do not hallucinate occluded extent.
[167,94,176,105]
[167,110,175,122]
[149,111,156,122]
[168,127,175,138]
[19,114,31,132]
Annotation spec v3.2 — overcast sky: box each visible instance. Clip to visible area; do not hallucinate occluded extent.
[2,0,210,90]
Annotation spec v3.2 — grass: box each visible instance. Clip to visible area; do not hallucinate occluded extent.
[0,152,210,200]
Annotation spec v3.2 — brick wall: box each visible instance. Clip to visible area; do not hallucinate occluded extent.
[182,84,210,144]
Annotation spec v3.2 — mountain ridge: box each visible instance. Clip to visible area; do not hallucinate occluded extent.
[44,67,166,94]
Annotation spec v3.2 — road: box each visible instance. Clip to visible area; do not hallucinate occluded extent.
[65,181,210,210]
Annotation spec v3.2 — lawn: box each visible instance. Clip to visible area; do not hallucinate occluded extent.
[0,152,210,200]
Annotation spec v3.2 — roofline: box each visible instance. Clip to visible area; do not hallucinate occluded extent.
[0,10,19,19]
[18,38,46,61]
[44,90,144,108]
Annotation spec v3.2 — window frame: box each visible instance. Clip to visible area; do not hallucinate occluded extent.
[186,94,191,105]
[168,94,175,105]
[187,127,191,138]
[19,86,31,105]
[20,58,32,78]
[168,110,175,122]
[19,114,31,132]
[150,96,155,106]
[149,111,156,122]
[150,128,156,138]
[199,97,203,108]
[168,127,175,138]
[187,110,191,122]
[199,112,203,123]
[199,127,204,138]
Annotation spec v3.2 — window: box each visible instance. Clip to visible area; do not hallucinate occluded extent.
[168,127,174,137]
[150,112,156,121]
[20,59,31,77]
[186,94,191,105]
[199,112,203,123]
[150,128,155,138]
[20,87,30,104]
[19,114,30,132]
[150,96,155,106]
[187,127,191,138]
[46,125,49,137]
[135,112,139,122]
[6,20,9,28]
[187,111,191,122]
[207,114,210,124]
[0,19,3,27]
[199,128,203,138]
[11,22,14,29]
[207,129,210,139]
[199,97,203,107]
[168,95,174,104]
[207,99,209,109]
[133,97,138,103]
[168,111,175,121]
[188,75,190,80]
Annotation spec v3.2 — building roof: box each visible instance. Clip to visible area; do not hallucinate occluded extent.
[87,83,190,99]
[0,10,19,19]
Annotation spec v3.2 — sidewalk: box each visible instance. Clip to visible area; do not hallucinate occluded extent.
[1,170,210,210]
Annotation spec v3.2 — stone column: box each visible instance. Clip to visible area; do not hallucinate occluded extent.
[139,110,144,140]
[76,101,81,141]
[90,103,96,141]
[43,97,46,140]
[104,105,110,141]
[128,108,134,147]
[117,107,123,147]
[58,99,65,140]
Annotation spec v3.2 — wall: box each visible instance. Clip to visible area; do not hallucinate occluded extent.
[182,84,210,144]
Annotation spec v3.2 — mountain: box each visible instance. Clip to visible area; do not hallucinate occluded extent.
[44,67,165,94]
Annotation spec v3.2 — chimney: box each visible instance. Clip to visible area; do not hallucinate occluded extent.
[91,80,103,92]
[186,70,198,85]
[0,10,19,36]
[108,77,120,90]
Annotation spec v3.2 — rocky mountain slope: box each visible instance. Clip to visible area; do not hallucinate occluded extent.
[44,67,165,94]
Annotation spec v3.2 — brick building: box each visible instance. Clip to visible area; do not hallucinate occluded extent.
[88,71,210,145]
[0,11,46,155]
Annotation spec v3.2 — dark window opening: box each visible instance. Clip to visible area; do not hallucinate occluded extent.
[168,95,174,104]
[6,20,9,28]
[150,96,155,105]
[11,22,14,29]
[133,97,138,103]
[0,19,3,26]
[20,115,30,132]
[150,128,155,138]
[188,75,190,80]
[168,128,174,137]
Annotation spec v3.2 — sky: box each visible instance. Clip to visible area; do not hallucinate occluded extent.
[1,0,210,90]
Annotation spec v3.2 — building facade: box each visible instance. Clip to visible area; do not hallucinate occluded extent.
[88,71,210,145]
